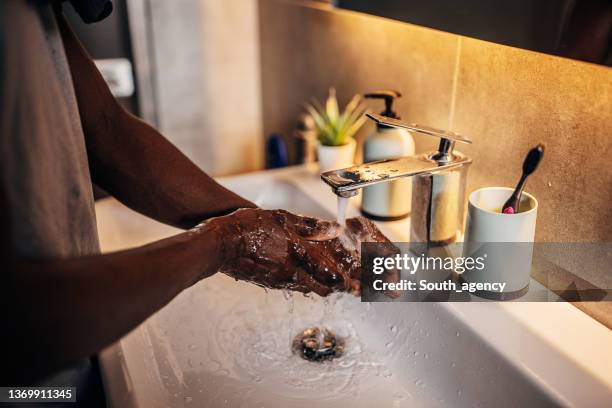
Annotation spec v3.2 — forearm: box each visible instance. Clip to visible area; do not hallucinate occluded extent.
[57,12,254,229]
[1,221,222,384]
[89,109,255,228]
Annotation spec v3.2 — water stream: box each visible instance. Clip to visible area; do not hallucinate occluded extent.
[336,196,349,226]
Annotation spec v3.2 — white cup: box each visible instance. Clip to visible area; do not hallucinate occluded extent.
[461,187,538,299]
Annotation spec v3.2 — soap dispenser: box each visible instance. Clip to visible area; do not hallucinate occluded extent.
[361,90,415,220]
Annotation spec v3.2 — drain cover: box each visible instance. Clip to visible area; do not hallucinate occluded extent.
[292,327,345,362]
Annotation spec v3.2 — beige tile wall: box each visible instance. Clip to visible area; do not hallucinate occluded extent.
[259,0,612,243]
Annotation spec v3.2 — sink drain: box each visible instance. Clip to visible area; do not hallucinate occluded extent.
[292,327,345,362]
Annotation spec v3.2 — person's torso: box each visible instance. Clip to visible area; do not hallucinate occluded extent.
[0,0,100,260]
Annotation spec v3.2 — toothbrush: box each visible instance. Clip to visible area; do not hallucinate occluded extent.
[502,144,545,214]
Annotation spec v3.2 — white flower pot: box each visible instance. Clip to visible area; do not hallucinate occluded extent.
[317,139,356,173]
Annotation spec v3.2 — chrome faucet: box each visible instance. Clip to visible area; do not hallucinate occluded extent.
[321,113,473,245]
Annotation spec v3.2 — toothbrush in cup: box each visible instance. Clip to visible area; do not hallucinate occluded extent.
[502,144,545,214]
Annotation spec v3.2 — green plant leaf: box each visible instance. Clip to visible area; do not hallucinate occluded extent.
[325,88,339,123]
[343,112,368,141]
[346,102,368,128]
[343,94,362,118]
[337,95,362,135]
[306,105,334,145]
[304,104,327,133]
[309,98,327,119]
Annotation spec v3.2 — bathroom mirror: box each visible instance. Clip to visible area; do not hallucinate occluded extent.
[334,0,612,67]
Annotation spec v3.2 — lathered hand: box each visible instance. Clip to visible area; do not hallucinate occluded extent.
[322,217,400,297]
[208,209,396,296]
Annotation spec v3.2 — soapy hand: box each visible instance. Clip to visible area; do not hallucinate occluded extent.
[337,217,401,298]
[210,208,396,296]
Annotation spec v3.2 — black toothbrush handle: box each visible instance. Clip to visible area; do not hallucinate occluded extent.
[502,174,527,214]
[502,144,545,214]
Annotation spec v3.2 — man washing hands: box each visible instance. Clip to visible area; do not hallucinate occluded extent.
[0,0,393,391]
[212,209,394,296]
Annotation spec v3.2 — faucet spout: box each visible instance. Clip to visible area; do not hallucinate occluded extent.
[320,154,468,197]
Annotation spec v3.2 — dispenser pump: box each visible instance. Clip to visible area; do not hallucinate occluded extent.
[364,90,401,126]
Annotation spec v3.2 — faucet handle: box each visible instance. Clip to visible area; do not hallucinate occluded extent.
[366,113,472,145]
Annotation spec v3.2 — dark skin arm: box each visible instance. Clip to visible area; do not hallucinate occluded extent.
[1,217,224,385]
[57,13,255,229]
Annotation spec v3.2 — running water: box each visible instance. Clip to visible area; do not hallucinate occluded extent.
[336,196,349,226]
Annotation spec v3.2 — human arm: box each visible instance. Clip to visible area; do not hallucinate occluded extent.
[57,12,254,229]
[1,218,223,384]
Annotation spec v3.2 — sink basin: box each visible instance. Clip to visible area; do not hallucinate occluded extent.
[96,165,612,407]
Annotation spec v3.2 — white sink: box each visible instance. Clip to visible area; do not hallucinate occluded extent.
[96,165,612,408]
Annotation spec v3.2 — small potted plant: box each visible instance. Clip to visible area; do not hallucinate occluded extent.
[305,88,368,172]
